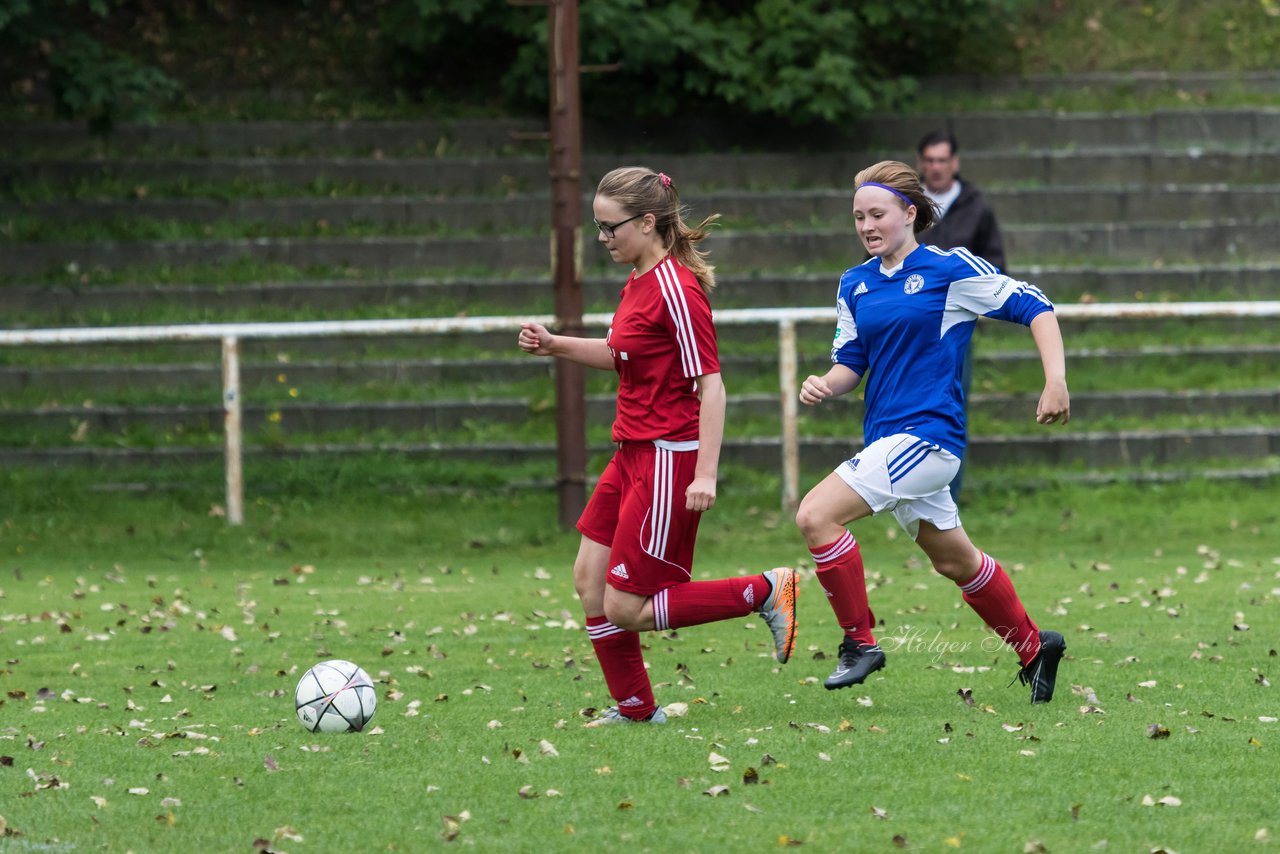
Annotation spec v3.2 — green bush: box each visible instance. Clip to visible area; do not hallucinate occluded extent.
[381,0,1023,124]
[1,0,179,131]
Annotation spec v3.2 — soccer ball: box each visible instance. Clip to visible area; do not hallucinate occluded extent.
[294,659,378,733]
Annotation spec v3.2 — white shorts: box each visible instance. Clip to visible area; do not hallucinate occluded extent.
[833,433,962,539]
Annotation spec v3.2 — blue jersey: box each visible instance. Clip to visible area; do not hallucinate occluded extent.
[831,243,1054,456]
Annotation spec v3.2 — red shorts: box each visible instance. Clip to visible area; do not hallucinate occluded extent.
[576,440,702,597]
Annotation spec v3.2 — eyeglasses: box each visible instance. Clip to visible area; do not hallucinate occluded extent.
[592,212,644,238]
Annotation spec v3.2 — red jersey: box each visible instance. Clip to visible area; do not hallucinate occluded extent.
[606,255,720,443]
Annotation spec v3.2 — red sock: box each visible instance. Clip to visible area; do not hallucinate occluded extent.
[811,531,876,645]
[651,575,770,630]
[585,616,655,719]
[958,553,1041,665]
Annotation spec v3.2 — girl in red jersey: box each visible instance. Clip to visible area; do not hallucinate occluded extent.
[518,166,797,726]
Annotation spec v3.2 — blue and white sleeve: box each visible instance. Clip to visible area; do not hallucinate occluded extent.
[941,250,1054,333]
[831,292,868,375]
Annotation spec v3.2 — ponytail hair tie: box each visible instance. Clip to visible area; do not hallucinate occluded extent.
[856,181,915,207]
[658,172,672,189]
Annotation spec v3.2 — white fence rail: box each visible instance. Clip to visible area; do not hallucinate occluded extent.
[4,300,1279,524]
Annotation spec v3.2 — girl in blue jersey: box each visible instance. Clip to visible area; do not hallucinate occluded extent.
[796,160,1070,704]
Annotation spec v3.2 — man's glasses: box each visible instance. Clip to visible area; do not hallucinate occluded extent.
[593,212,644,238]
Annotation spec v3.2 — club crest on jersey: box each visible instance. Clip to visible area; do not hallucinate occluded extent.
[904,274,925,295]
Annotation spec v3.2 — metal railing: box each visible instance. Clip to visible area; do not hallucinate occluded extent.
[4,300,1279,524]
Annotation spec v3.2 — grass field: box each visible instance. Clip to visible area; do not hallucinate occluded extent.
[2,462,1277,851]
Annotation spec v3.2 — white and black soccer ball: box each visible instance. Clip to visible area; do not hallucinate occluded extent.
[294,659,378,733]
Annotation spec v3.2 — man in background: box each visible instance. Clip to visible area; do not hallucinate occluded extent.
[917,130,1005,269]
[916,130,1006,502]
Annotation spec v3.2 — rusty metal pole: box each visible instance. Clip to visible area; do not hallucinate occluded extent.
[548,0,586,529]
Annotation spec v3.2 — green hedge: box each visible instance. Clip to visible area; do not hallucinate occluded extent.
[1,0,179,130]
[382,0,1023,124]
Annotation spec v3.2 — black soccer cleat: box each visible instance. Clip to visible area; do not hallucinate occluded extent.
[824,638,886,690]
[1017,630,1066,704]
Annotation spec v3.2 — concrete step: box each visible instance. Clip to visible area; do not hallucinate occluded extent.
[4,389,1274,438]
[2,344,1276,396]
[8,147,1278,197]
[6,264,1278,318]
[4,425,1277,472]
[4,107,1277,155]
[7,219,1277,275]
[8,183,1278,230]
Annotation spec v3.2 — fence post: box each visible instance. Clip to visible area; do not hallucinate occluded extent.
[221,336,244,526]
[778,319,800,515]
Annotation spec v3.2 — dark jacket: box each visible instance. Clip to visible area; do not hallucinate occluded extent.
[923,177,1005,272]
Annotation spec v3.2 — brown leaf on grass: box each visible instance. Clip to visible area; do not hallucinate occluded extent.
[1024,841,1048,853]
[703,785,730,797]
[1071,803,1081,822]
[518,785,538,799]
[155,813,175,826]
[778,837,803,847]
[743,767,759,785]
[893,835,909,849]
[616,800,633,810]
[760,753,777,766]
[440,815,461,842]
[0,757,12,767]
[870,806,888,819]
[262,755,279,772]
[957,688,974,706]
[1147,724,1171,739]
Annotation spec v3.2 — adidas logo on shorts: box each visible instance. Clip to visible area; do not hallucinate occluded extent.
[610,563,629,580]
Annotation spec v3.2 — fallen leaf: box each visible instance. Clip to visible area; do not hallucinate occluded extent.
[518,785,538,799]
[703,785,730,797]
[539,740,559,757]
[743,767,759,785]
[957,688,974,706]
[708,751,731,772]
[263,755,279,772]
[893,835,909,849]
[870,806,888,820]
[1147,724,1171,739]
